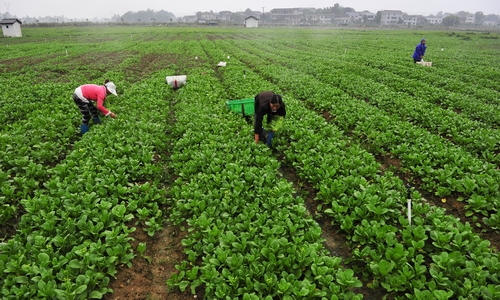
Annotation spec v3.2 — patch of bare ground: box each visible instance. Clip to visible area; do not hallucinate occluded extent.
[0,54,59,73]
[104,219,204,300]
[104,82,204,300]
[122,53,206,83]
[21,51,137,83]
[0,214,21,242]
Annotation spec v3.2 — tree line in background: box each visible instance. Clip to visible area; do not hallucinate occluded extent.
[0,10,176,24]
[1,6,499,27]
[110,9,176,24]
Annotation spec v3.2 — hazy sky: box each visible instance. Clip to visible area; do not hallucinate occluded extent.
[3,0,499,19]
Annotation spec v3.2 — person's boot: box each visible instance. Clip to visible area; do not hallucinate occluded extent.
[80,124,89,135]
[92,117,101,124]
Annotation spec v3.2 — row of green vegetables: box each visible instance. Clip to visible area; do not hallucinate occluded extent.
[329,58,500,128]
[0,73,81,225]
[236,38,500,162]
[0,28,211,298]
[311,30,500,95]
[362,60,500,107]
[165,40,363,299]
[266,29,500,96]
[1,27,498,299]
[209,38,500,298]
[0,69,173,299]
[0,38,167,226]
[257,29,499,99]
[219,38,500,228]
[213,29,498,141]
[0,26,152,61]
[0,45,96,224]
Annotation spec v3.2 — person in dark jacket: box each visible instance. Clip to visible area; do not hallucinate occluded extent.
[254,91,286,147]
[412,38,427,63]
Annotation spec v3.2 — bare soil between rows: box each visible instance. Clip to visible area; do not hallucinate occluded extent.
[104,218,204,300]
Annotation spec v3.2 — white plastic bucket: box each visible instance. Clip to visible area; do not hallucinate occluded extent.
[166,75,187,89]
[417,61,432,67]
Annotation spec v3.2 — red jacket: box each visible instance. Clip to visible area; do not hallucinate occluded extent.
[80,84,110,115]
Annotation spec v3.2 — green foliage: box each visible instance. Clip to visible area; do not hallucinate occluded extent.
[267,116,285,132]
[1,26,499,300]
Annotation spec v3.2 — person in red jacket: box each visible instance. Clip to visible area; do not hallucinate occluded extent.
[72,79,118,134]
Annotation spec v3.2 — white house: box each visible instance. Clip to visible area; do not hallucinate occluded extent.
[305,14,334,24]
[334,14,350,24]
[218,11,233,21]
[380,10,403,25]
[457,12,475,24]
[244,16,259,28]
[200,12,217,20]
[346,11,375,22]
[271,8,303,23]
[403,15,418,26]
[426,16,443,25]
[0,18,22,37]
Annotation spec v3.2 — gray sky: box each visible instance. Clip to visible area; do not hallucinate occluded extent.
[3,0,500,19]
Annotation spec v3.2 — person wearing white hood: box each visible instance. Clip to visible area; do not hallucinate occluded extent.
[72,79,118,135]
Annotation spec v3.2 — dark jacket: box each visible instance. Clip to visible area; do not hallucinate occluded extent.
[412,43,426,60]
[254,91,286,134]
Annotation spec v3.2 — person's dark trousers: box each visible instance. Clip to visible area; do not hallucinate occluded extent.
[254,113,267,142]
[414,59,420,63]
[73,93,99,125]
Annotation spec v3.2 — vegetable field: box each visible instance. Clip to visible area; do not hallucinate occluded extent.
[1,26,500,299]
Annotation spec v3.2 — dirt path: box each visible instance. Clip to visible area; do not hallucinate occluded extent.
[104,218,203,300]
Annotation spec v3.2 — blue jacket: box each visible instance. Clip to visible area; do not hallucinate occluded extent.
[412,43,426,60]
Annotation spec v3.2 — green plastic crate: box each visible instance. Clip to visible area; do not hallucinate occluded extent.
[226,98,255,116]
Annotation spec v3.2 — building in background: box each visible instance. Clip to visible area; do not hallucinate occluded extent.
[218,11,233,22]
[380,10,403,25]
[244,16,259,27]
[270,8,304,24]
[346,11,375,23]
[426,16,444,25]
[305,14,334,24]
[200,12,218,21]
[403,15,418,26]
[457,12,475,24]
[0,18,22,37]
[181,15,198,23]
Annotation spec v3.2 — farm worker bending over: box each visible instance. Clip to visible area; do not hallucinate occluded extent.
[254,91,286,147]
[73,79,118,135]
[412,38,427,63]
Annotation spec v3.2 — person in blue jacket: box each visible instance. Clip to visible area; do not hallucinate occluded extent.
[412,38,427,63]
